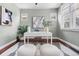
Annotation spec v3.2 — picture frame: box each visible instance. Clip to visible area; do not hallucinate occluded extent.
[0,6,12,25]
[32,16,45,31]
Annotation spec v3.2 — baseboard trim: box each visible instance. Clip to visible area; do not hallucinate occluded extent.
[59,39,79,54]
[0,40,18,54]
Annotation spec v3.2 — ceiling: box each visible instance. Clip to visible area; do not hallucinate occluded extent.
[16,3,61,9]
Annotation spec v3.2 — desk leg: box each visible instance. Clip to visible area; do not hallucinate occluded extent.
[47,36,48,43]
[51,36,52,44]
[24,36,26,44]
[27,37,29,44]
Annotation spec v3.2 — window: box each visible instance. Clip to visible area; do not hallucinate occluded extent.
[61,3,79,30]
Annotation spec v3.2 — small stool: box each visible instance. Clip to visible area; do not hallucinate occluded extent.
[40,44,64,56]
[17,44,37,56]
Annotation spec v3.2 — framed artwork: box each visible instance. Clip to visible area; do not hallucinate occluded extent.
[0,6,12,25]
[32,16,45,31]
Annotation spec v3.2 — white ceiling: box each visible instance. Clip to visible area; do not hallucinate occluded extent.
[16,3,61,9]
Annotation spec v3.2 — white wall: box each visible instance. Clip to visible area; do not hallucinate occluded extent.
[20,9,58,36]
[0,3,20,47]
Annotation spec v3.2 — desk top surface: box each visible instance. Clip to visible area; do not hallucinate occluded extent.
[24,32,52,36]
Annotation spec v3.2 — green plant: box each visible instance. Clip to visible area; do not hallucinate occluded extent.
[17,25,28,37]
[43,20,51,27]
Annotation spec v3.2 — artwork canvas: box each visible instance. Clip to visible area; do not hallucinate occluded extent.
[0,7,12,25]
[2,8,12,25]
[32,16,45,31]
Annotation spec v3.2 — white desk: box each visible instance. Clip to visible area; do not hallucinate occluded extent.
[24,32,52,44]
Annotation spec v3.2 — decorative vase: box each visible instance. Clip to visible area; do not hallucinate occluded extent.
[28,26,31,32]
[44,27,49,32]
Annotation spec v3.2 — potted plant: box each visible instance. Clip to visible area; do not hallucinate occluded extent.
[17,25,28,41]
